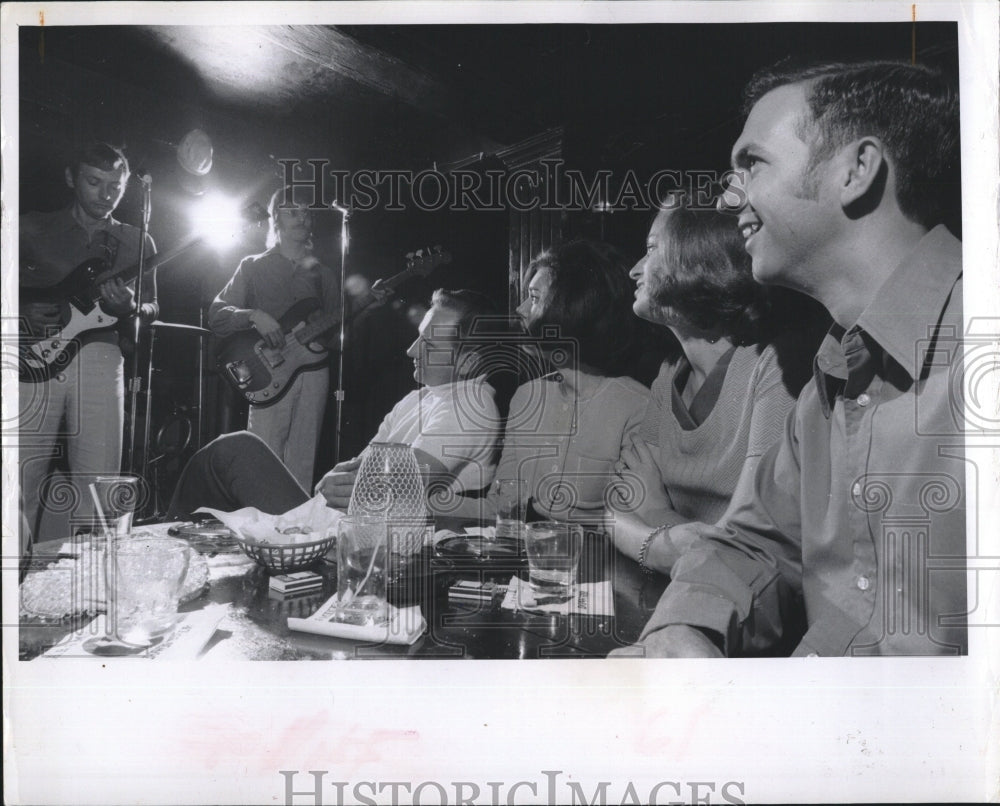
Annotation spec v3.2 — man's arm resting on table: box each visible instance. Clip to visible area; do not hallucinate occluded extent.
[625,536,799,657]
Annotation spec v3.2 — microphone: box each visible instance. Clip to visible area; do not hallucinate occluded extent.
[134,168,153,186]
[328,199,349,214]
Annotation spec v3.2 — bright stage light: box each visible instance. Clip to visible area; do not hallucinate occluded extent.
[189,193,249,250]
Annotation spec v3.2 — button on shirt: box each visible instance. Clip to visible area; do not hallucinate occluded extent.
[639,226,967,657]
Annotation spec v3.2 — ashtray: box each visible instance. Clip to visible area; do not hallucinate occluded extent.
[168,520,242,555]
[434,535,527,563]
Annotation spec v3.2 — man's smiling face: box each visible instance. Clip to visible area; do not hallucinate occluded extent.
[729,82,841,292]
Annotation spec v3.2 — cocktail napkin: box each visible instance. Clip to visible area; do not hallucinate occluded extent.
[500,576,615,617]
[288,593,426,646]
[41,605,227,660]
[196,493,343,544]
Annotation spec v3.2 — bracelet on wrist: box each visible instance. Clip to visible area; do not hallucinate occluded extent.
[639,524,670,576]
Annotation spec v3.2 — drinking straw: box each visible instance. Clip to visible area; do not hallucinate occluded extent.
[341,521,384,606]
[89,483,109,538]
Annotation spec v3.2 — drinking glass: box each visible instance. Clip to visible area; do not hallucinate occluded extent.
[84,536,190,655]
[335,515,389,626]
[493,478,527,540]
[110,537,191,644]
[524,521,583,602]
[91,475,141,545]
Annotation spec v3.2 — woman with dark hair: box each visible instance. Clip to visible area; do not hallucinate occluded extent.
[608,194,818,574]
[451,239,650,523]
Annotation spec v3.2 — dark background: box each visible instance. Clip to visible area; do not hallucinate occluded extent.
[17,22,961,513]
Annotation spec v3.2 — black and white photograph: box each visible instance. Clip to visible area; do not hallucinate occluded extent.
[3,2,998,804]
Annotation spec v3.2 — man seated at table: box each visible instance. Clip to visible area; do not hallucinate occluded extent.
[616,60,967,657]
[167,289,503,516]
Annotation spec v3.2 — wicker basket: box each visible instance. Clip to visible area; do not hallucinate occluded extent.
[233,533,336,574]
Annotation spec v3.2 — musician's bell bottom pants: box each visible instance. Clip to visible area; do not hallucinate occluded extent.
[246,366,329,490]
[18,340,125,541]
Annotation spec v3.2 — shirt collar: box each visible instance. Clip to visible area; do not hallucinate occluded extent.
[812,225,961,415]
[59,205,123,236]
[421,374,494,399]
[541,367,607,402]
[855,225,962,380]
[812,325,848,417]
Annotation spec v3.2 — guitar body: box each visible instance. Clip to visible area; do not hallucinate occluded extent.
[216,245,451,407]
[215,298,331,407]
[20,259,119,382]
[18,205,269,383]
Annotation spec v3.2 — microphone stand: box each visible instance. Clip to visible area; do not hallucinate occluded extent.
[123,175,153,477]
[331,201,350,466]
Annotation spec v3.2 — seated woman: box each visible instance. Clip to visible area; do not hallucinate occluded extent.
[608,193,819,575]
[450,239,650,524]
[167,289,503,517]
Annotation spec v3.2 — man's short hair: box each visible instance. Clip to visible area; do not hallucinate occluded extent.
[429,288,498,341]
[267,184,320,220]
[71,142,129,177]
[266,184,317,247]
[743,60,959,229]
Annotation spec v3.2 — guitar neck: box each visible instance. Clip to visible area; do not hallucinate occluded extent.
[103,235,198,285]
[294,267,415,343]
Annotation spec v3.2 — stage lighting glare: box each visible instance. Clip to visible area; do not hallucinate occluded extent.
[190,193,245,249]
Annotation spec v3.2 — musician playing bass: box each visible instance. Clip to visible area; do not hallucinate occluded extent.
[208,185,341,490]
[19,142,158,539]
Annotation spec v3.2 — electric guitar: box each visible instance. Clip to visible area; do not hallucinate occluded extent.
[216,246,451,407]
[19,205,268,382]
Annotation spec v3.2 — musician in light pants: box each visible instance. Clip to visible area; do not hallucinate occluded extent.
[19,142,157,541]
[209,185,340,489]
[19,342,125,538]
[246,363,330,492]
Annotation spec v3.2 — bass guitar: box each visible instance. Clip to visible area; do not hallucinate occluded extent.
[216,246,451,407]
[19,204,268,382]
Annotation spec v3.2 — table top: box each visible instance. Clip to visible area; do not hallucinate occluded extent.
[19,524,667,661]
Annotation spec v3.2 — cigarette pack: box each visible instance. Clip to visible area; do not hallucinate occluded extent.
[447,579,507,603]
[268,571,324,594]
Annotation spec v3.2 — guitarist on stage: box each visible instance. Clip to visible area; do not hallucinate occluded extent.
[208,185,340,490]
[19,142,158,540]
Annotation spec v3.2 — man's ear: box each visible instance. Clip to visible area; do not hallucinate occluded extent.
[840,137,887,208]
[64,166,76,189]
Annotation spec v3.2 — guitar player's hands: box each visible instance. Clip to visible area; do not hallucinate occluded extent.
[98,278,137,318]
[315,456,362,509]
[22,301,62,337]
[369,279,393,305]
[249,309,286,348]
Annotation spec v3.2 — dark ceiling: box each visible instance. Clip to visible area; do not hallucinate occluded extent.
[21,21,959,177]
